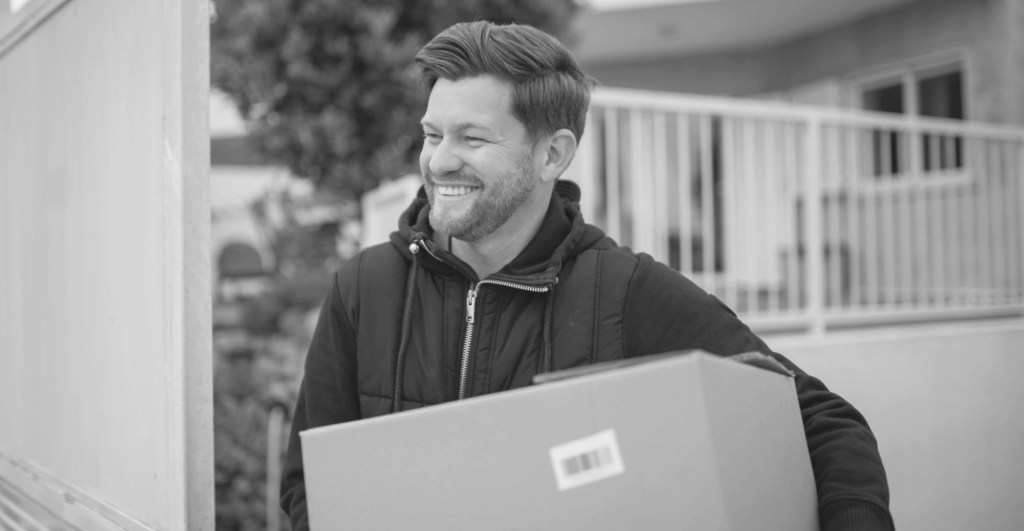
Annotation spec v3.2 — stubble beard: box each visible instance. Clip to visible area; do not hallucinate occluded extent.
[424,155,536,242]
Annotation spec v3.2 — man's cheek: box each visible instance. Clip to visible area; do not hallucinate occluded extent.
[419,148,433,175]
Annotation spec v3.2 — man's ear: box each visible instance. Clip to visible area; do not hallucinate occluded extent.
[538,129,578,184]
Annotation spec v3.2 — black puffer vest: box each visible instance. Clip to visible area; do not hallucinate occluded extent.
[340,181,639,417]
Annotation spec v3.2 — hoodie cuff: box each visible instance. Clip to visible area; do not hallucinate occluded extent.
[820,499,895,531]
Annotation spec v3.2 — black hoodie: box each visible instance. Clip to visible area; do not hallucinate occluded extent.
[282,181,894,531]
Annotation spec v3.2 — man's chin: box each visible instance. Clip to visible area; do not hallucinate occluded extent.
[430,210,469,239]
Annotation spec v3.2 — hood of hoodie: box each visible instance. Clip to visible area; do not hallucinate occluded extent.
[390,180,607,285]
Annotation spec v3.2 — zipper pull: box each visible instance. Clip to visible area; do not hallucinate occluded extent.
[409,234,424,254]
[465,286,477,324]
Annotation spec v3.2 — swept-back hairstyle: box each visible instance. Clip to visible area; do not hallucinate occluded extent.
[415,21,593,143]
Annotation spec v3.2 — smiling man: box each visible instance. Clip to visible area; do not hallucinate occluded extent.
[282,21,894,531]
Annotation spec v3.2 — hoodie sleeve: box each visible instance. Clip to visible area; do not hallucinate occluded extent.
[622,255,894,531]
[281,270,362,531]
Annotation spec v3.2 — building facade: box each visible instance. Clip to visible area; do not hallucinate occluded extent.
[579,0,1024,127]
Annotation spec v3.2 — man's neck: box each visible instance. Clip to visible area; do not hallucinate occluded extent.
[447,189,551,280]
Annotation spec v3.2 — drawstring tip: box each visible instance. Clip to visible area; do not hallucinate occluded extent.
[409,242,420,254]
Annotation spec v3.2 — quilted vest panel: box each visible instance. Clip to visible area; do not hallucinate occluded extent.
[351,245,639,417]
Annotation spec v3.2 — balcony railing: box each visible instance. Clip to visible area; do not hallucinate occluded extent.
[565,87,1024,334]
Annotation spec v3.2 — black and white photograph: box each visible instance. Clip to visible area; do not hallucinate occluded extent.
[1,0,1022,529]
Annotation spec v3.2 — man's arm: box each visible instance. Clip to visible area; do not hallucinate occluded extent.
[281,271,362,531]
[622,255,894,531]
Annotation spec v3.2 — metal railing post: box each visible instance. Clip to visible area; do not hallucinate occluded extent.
[575,108,598,223]
[570,86,1024,332]
[1019,137,1024,318]
[266,405,285,531]
[805,118,826,335]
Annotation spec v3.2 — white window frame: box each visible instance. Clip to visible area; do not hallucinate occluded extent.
[846,49,973,190]
[847,49,972,120]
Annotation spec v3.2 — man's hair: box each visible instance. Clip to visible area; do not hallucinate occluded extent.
[415,21,593,143]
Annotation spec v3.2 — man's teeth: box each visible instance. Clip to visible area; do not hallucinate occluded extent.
[437,185,476,196]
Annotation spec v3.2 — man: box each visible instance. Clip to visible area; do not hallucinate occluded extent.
[282,21,893,531]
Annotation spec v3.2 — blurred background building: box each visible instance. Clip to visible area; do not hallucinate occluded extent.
[209,90,279,310]
[577,0,1015,123]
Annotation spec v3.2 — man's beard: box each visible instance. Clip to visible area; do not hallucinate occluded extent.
[423,155,536,242]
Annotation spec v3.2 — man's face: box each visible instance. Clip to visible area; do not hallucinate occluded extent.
[419,76,539,242]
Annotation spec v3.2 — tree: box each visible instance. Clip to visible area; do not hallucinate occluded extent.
[211,0,580,197]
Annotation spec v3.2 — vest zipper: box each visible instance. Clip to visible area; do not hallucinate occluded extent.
[459,279,554,400]
[412,237,557,400]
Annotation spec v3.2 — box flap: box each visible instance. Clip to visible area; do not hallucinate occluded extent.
[533,350,793,385]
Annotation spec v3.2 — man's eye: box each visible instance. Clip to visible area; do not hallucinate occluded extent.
[423,133,441,141]
[465,136,485,144]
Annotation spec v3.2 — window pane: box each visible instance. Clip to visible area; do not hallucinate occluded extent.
[863,83,905,177]
[918,70,964,173]
[864,83,904,114]
[918,71,963,119]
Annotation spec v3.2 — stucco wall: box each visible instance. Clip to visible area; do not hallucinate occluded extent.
[989,0,1024,124]
[586,47,777,97]
[771,321,1024,531]
[772,0,987,90]
[583,0,1024,125]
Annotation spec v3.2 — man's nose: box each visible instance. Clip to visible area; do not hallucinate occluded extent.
[427,138,462,175]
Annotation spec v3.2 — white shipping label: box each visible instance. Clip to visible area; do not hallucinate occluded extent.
[549,428,625,491]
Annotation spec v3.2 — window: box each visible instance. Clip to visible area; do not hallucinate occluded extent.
[864,83,904,114]
[855,55,967,179]
[918,70,964,119]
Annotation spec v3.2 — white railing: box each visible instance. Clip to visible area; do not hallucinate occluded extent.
[566,87,1024,334]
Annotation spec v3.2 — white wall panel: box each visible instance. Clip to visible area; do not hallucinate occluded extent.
[774,322,1024,531]
[0,0,211,529]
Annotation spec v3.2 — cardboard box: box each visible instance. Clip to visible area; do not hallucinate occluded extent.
[301,351,819,530]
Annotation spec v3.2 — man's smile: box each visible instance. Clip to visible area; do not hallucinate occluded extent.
[435,184,480,197]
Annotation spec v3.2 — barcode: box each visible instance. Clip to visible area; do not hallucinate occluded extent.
[549,429,625,491]
[563,446,613,476]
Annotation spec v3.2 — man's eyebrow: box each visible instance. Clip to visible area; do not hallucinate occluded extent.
[419,120,493,133]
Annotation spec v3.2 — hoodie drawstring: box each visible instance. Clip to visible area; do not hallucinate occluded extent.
[540,288,555,374]
[392,244,420,413]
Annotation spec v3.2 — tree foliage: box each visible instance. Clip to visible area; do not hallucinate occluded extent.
[211,0,580,197]
[214,329,308,531]
[212,190,358,531]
